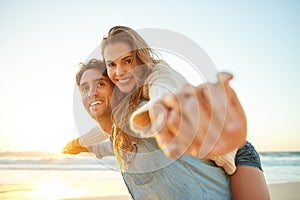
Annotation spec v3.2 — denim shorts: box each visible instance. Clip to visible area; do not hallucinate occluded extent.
[235,141,263,171]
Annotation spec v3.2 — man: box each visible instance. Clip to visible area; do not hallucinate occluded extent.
[65,55,271,199]
[63,59,114,158]
[64,59,234,199]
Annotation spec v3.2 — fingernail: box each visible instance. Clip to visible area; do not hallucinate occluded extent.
[151,104,164,117]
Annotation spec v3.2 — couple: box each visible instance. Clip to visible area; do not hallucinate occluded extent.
[64,26,270,199]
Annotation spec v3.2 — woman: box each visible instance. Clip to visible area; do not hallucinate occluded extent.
[99,27,234,199]
[101,25,269,199]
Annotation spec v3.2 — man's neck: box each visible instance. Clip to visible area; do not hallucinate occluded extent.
[98,118,113,134]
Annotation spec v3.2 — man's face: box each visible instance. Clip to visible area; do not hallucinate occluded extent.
[79,68,114,121]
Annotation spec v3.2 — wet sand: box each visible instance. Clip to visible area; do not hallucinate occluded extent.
[1,181,300,199]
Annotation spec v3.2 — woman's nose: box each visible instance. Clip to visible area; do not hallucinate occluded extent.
[115,64,125,77]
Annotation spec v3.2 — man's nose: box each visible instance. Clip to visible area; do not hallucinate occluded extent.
[87,87,97,99]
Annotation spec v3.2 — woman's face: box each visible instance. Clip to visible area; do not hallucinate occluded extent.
[104,41,143,93]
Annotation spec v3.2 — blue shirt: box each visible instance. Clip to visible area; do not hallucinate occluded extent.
[122,138,231,200]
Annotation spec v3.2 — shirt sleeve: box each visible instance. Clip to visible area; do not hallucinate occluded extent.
[78,126,109,147]
[130,60,187,136]
[88,139,114,159]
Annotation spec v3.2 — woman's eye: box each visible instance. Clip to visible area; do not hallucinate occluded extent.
[124,59,132,65]
[106,63,114,67]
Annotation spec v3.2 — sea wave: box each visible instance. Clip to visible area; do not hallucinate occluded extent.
[0,155,118,170]
[260,151,300,167]
[260,151,300,157]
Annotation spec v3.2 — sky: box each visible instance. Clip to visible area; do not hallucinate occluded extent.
[0,0,299,152]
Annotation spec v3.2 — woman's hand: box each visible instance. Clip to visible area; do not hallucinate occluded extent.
[150,72,247,159]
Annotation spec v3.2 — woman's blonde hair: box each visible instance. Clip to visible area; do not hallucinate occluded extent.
[101,26,159,169]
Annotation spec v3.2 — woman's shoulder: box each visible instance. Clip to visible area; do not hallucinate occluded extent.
[146,60,187,86]
[152,60,171,72]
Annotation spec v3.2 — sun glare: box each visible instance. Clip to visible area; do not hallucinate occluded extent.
[32,178,83,200]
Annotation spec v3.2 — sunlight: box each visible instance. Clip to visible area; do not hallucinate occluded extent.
[32,178,83,200]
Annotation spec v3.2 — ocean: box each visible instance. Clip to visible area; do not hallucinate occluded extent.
[1,151,300,199]
[260,151,300,184]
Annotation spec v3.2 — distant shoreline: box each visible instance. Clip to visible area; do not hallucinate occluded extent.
[0,151,95,157]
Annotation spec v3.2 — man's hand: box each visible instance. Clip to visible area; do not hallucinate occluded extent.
[62,138,89,154]
[149,72,247,159]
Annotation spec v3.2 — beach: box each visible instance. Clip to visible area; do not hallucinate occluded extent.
[268,182,300,200]
[66,182,300,200]
[0,177,131,200]
[64,182,300,200]
[1,151,300,199]
[2,181,300,200]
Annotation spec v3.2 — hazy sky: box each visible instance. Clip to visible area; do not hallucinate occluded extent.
[0,0,299,152]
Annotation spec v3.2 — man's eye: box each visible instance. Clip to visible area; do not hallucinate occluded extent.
[81,87,88,93]
[97,82,105,87]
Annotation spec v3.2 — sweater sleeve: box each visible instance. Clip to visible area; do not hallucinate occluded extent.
[78,126,109,147]
[130,60,187,136]
[211,148,237,175]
